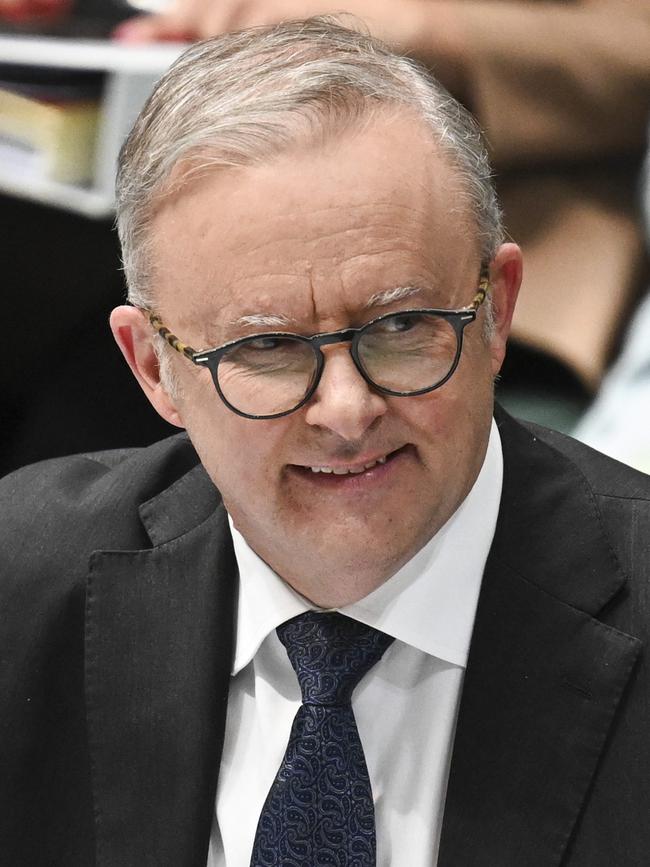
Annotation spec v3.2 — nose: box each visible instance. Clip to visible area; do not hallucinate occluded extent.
[303,345,387,440]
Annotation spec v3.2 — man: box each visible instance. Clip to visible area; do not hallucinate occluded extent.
[1,17,649,867]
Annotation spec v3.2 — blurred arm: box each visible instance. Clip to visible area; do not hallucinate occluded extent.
[420,1,650,166]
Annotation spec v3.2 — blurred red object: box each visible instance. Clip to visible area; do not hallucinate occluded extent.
[0,0,73,24]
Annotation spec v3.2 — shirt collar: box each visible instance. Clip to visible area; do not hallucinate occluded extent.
[229,419,503,674]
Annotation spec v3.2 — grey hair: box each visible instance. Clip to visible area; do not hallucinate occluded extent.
[116,16,503,313]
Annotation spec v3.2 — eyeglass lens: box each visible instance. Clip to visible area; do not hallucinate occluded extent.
[216,311,460,417]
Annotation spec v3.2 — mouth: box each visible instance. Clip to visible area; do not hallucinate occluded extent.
[308,453,388,475]
[288,445,411,487]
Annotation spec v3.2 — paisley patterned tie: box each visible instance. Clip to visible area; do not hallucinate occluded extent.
[249,611,394,867]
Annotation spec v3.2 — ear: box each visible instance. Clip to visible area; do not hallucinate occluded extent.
[109,305,185,428]
[486,242,523,376]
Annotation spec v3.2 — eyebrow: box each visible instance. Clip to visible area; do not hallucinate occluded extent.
[229,313,296,329]
[363,285,423,309]
[223,285,424,336]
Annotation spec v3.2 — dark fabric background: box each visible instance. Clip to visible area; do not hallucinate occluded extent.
[0,194,174,478]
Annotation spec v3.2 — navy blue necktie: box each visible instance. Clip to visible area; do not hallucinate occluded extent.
[249,611,394,867]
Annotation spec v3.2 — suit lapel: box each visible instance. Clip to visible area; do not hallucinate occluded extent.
[438,412,642,867]
[83,416,643,866]
[85,465,237,867]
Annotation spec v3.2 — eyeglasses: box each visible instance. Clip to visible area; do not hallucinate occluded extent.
[146,272,490,420]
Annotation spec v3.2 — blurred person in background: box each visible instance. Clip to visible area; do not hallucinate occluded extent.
[573,126,650,472]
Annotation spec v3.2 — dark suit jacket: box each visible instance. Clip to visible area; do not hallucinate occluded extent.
[1,410,649,866]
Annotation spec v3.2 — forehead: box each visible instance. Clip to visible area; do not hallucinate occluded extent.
[149,110,479,334]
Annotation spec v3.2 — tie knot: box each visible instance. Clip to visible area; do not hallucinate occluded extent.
[277,611,393,705]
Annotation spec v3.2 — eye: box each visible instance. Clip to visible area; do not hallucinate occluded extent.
[225,335,311,370]
[379,312,423,333]
[246,335,284,350]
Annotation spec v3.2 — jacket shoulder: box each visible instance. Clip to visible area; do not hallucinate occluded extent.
[0,433,202,577]
[496,410,650,623]
[521,420,650,502]
[494,404,650,502]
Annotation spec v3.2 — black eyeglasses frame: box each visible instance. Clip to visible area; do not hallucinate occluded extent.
[146,273,490,420]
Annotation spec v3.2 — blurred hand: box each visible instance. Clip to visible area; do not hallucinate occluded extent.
[113,0,427,49]
[0,0,71,22]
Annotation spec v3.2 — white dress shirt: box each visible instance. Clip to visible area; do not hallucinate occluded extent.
[207,421,503,867]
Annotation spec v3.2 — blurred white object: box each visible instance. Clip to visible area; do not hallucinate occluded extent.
[125,1,171,11]
[573,124,650,474]
[574,292,650,474]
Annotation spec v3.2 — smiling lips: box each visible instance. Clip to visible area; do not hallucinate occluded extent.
[294,446,407,477]
[309,455,389,475]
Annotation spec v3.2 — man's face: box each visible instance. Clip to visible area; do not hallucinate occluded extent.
[139,111,519,606]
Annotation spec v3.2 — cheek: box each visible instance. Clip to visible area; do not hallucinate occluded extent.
[180,395,287,505]
[402,363,493,467]
[171,374,238,480]
[403,375,480,435]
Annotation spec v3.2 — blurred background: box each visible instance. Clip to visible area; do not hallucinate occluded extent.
[1,0,649,478]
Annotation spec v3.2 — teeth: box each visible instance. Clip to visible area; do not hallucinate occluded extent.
[309,455,388,474]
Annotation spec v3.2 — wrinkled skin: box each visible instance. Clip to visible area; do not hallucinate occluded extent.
[111,110,521,606]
